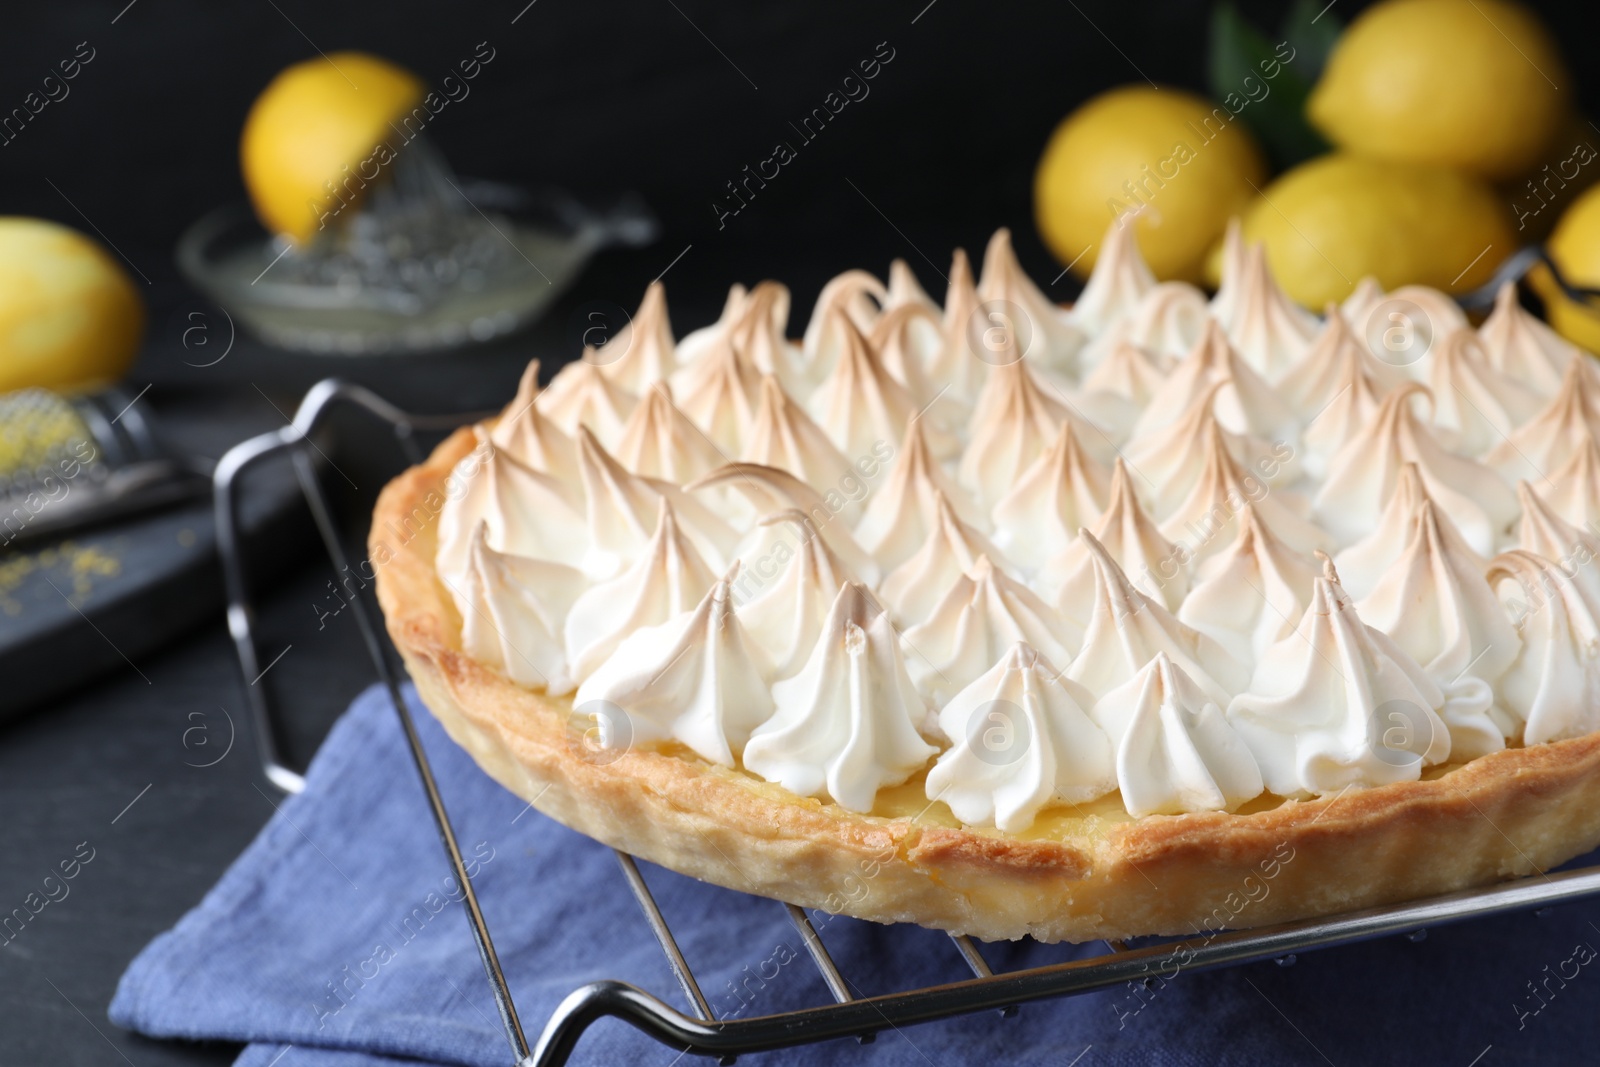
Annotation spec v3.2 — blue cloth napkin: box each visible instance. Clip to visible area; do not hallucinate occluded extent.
[113,683,1600,1067]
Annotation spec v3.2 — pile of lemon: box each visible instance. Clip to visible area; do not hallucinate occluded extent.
[1036,0,1600,349]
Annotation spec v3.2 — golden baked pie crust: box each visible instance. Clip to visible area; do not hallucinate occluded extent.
[373,427,1600,942]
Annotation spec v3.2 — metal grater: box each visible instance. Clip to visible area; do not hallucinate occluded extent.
[0,386,209,550]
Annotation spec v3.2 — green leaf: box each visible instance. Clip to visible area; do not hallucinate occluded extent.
[1206,2,1329,170]
[1281,0,1344,81]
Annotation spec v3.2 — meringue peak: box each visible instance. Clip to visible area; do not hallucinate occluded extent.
[1427,327,1543,457]
[855,417,984,570]
[1063,531,1248,707]
[536,359,638,449]
[1071,217,1156,338]
[1210,239,1318,380]
[564,498,718,683]
[598,281,677,391]
[742,582,937,812]
[925,642,1115,832]
[1226,570,1451,797]
[667,334,762,455]
[1479,279,1581,396]
[901,553,1083,706]
[1178,504,1320,665]
[879,491,1009,626]
[990,420,1111,574]
[1487,549,1600,745]
[490,359,578,483]
[743,373,855,496]
[1051,459,1187,613]
[574,566,775,766]
[806,307,949,461]
[1092,652,1264,818]
[976,228,1085,373]
[615,381,726,484]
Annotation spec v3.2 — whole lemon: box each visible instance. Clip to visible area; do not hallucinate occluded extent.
[0,218,144,394]
[1307,0,1569,182]
[241,52,425,244]
[1034,85,1267,283]
[1534,183,1600,352]
[1210,154,1514,309]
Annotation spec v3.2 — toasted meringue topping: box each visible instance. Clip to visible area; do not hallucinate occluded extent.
[1332,463,1485,600]
[806,309,953,462]
[976,228,1085,374]
[802,269,886,366]
[926,248,989,403]
[436,429,587,589]
[1127,381,1297,517]
[925,643,1113,831]
[675,283,747,365]
[667,336,762,455]
[1090,652,1264,817]
[1296,341,1387,476]
[455,230,1600,827]
[1427,328,1543,457]
[1209,240,1318,380]
[870,303,954,426]
[1070,218,1155,339]
[1275,307,1402,423]
[1543,438,1600,529]
[1487,550,1600,745]
[1159,419,1330,565]
[1486,357,1600,485]
[1313,382,1519,555]
[687,462,882,585]
[960,358,1085,510]
[576,427,737,579]
[614,382,726,484]
[536,359,638,449]
[879,492,1009,626]
[886,258,939,316]
[1338,275,1386,332]
[989,422,1110,574]
[854,419,984,570]
[1134,320,1299,446]
[1478,280,1581,396]
[458,522,587,694]
[901,555,1081,706]
[1226,559,1451,797]
[1079,340,1174,411]
[597,281,676,391]
[1051,461,1188,613]
[1343,282,1469,377]
[733,511,855,681]
[1515,482,1600,608]
[1124,281,1211,360]
[1356,502,1521,760]
[742,374,855,498]
[490,361,578,483]
[1064,533,1248,706]
[728,281,807,391]
[564,499,718,682]
[1178,505,1320,665]
[743,582,937,812]
[575,569,774,766]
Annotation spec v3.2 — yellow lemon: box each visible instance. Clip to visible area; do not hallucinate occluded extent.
[0,217,144,394]
[1307,0,1569,182]
[1534,183,1600,353]
[1208,154,1514,309]
[241,52,425,244]
[1034,85,1267,283]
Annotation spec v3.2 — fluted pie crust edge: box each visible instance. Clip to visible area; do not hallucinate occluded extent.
[373,428,1600,942]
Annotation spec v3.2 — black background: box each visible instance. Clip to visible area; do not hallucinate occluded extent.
[6,2,1600,1065]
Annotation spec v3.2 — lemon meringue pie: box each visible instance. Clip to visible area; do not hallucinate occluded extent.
[376,222,1600,942]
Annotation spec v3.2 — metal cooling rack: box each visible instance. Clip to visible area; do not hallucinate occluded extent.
[216,378,1600,1067]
